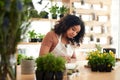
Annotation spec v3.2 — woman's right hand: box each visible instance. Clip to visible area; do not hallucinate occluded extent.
[62,56,71,63]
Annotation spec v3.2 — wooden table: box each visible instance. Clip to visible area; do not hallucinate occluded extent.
[17,60,120,80]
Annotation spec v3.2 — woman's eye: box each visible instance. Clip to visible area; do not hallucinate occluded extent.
[72,28,75,31]
[76,32,79,34]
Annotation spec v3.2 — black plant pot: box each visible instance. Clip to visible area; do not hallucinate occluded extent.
[41,15,48,19]
[38,38,43,42]
[44,15,48,18]
[44,71,54,80]
[59,14,64,18]
[30,38,38,42]
[105,66,112,72]
[98,65,106,72]
[54,71,64,80]
[52,14,57,19]
[91,65,98,72]
[35,70,44,80]
[103,48,116,54]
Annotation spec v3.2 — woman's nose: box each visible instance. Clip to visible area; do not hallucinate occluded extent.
[73,32,77,36]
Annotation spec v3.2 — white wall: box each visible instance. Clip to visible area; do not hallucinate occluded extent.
[111,0,120,58]
[18,0,120,58]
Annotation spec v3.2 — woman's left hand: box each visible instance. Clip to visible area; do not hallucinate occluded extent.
[62,56,71,63]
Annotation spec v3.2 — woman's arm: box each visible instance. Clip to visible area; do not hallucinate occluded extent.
[39,32,53,56]
[40,44,51,56]
[70,51,77,62]
[71,52,76,59]
[63,52,76,63]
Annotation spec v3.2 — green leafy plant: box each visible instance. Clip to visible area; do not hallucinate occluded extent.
[39,10,49,18]
[58,5,69,18]
[28,30,38,42]
[37,33,45,42]
[23,56,34,60]
[35,55,45,71]
[35,53,66,72]
[54,56,66,72]
[29,9,39,18]
[49,4,59,19]
[35,53,66,80]
[28,30,37,39]
[17,53,26,65]
[95,44,102,52]
[87,50,116,72]
[0,0,32,79]
[43,53,56,72]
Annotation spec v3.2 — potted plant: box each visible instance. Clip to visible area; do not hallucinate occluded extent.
[21,56,35,74]
[87,50,116,72]
[0,0,32,79]
[35,55,46,80]
[54,56,66,80]
[35,53,66,80]
[37,33,45,42]
[29,9,39,18]
[39,10,49,19]
[35,53,55,80]
[49,4,59,19]
[17,53,26,65]
[58,5,69,18]
[28,30,38,42]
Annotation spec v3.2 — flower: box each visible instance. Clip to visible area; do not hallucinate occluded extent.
[87,50,116,72]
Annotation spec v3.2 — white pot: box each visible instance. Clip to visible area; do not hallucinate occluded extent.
[21,59,35,74]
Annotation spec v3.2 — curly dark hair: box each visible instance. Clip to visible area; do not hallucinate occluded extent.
[53,14,85,46]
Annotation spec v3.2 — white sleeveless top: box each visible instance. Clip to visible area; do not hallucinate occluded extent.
[52,35,74,57]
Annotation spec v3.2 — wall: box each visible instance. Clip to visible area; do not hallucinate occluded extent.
[18,0,120,58]
[111,0,120,58]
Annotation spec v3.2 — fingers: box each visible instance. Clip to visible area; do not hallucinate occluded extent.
[62,56,71,63]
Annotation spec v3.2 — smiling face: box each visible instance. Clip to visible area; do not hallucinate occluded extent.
[66,25,81,39]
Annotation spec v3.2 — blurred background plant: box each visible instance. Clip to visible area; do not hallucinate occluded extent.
[17,53,25,65]
[95,44,102,52]
[87,50,116,72]
[58,5,69,18]
[0,0,33,79]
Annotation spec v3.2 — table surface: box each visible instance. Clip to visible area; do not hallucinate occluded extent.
[17,60,120,80]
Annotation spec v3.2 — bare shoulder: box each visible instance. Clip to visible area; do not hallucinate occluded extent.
[46,31,58,39]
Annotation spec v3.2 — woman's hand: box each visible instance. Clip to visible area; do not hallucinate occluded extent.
[62,56,71,63]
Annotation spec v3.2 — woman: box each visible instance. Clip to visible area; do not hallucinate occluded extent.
[39,14,85,62]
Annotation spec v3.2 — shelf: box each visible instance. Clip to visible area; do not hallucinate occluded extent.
[70,0,112,49]
[80,44,112,49]
[85,21,110,26]
[71,0,111,5]
[75,9,110,16]
[18,42,41,45]
[20,0,112,50]
[85,33,110,37]
[29,18,58,22]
